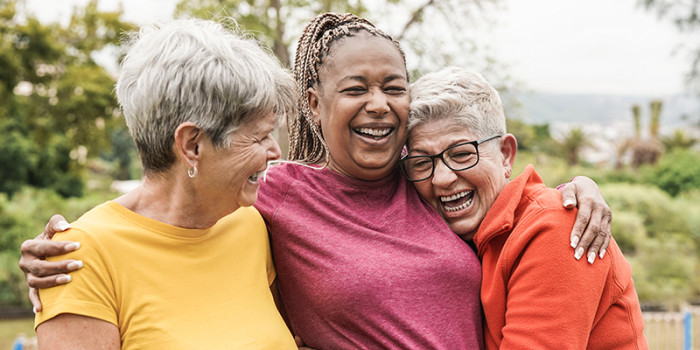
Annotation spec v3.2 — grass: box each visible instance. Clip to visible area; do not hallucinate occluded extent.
[0,318,35,349]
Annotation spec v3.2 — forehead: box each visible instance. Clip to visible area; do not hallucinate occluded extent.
[239,111,277,133]
[408,118,476,149]
[319,34,406,79]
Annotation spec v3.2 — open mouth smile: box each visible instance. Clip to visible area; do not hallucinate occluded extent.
[249,169,266,182]
[440,190,474,212]
[354,127,393,140]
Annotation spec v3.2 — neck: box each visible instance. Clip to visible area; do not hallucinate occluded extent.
[114,170,236,229]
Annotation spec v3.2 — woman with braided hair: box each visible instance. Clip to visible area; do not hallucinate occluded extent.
[20,13,613,349]
[255,13,613,349]
[256,13,485,349]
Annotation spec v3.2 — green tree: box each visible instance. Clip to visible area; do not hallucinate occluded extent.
[0,0,136,196]
[649,149,700,196]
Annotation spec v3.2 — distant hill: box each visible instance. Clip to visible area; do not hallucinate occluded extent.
[501,91,700,164]
[505,91,699,131]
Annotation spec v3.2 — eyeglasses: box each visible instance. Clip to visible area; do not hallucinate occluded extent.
[400,134,502,182]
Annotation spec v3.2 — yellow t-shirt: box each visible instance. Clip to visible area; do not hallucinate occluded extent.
[35,201,296,349]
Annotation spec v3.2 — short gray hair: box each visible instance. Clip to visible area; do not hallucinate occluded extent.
[408,66,506,140]
[116,18,297,173]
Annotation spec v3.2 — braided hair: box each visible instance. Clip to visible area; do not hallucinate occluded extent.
[289,13,408,163]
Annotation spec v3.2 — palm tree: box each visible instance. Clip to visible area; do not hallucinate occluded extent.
[661,129,697,152]
[630,100,664,168]
[560,127,594,166]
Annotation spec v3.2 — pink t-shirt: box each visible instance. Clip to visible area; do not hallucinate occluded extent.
[256,163,483,349]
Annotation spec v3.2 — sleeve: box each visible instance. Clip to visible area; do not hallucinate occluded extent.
[35,228,119,329]
[499,209,611,349]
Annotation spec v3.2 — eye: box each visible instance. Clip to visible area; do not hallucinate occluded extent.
[256,132,272,143]
[408,157,433,171]
[342,86,367,95]
[384,85,407,95]
[448,148,476,164]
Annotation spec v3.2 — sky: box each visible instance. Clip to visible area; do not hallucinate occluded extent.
[22,0,692,97]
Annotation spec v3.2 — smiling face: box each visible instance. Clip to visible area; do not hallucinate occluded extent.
[308,33,410,181]
[201,112,281,211]
[407,118,515,240]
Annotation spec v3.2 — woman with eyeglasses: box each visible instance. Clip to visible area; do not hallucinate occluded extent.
[403,66,647,349]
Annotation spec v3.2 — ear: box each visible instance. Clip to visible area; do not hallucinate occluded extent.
[307,87,321,126]
[499,133,518,178]
[173,122,202,169]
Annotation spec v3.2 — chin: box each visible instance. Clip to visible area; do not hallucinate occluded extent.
[237,193,258,208]
[448,222,478,238]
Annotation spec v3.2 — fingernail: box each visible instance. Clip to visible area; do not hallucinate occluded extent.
[67,260,83,270]
[574,247,584,260]
[588,252,596,264]
[599,249,606,259]
[56,220,71,231]
[56,275,72,284]
[563,199,576,208]
[32,306,37,314]
[65,242,80,251]
[570,236,579,248]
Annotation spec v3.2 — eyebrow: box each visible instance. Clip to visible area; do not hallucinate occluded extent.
[338,74,407,84]
[407,139,472,156]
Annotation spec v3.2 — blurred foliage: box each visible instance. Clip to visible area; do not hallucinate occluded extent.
[0,187,114,307]
[0,0,136,197]
[647,149,700,196]
[558,127,595,166]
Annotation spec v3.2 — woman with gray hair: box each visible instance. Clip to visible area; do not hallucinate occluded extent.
[33,19,298,349]
[403,66,646,349]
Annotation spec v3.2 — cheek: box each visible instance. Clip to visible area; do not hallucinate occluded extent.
[393,95,410,114]
[413,182,436,204]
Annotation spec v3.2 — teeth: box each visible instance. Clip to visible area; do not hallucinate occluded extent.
[440,190,471,202]
[249,170,265,181]
[355,128,391,137]
[444,196,473,212]
[440,190,474,212]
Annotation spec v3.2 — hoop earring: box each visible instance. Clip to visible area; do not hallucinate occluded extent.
[187,166,198,178]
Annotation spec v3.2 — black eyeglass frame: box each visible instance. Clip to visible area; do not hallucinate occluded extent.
[400,134,503,182]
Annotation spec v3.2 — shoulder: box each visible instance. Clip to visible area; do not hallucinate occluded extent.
[53,202,118,244]
[257,162,324,213]
[515,190,576,241]
[217,206,266,231]
[501,180,577,258]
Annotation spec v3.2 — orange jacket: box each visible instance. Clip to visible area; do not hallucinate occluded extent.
[474,165,647,349]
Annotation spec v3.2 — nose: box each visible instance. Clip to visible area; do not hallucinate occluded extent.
[431,158,457,188]
[365,88,390,116]
[267,135,282,161]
